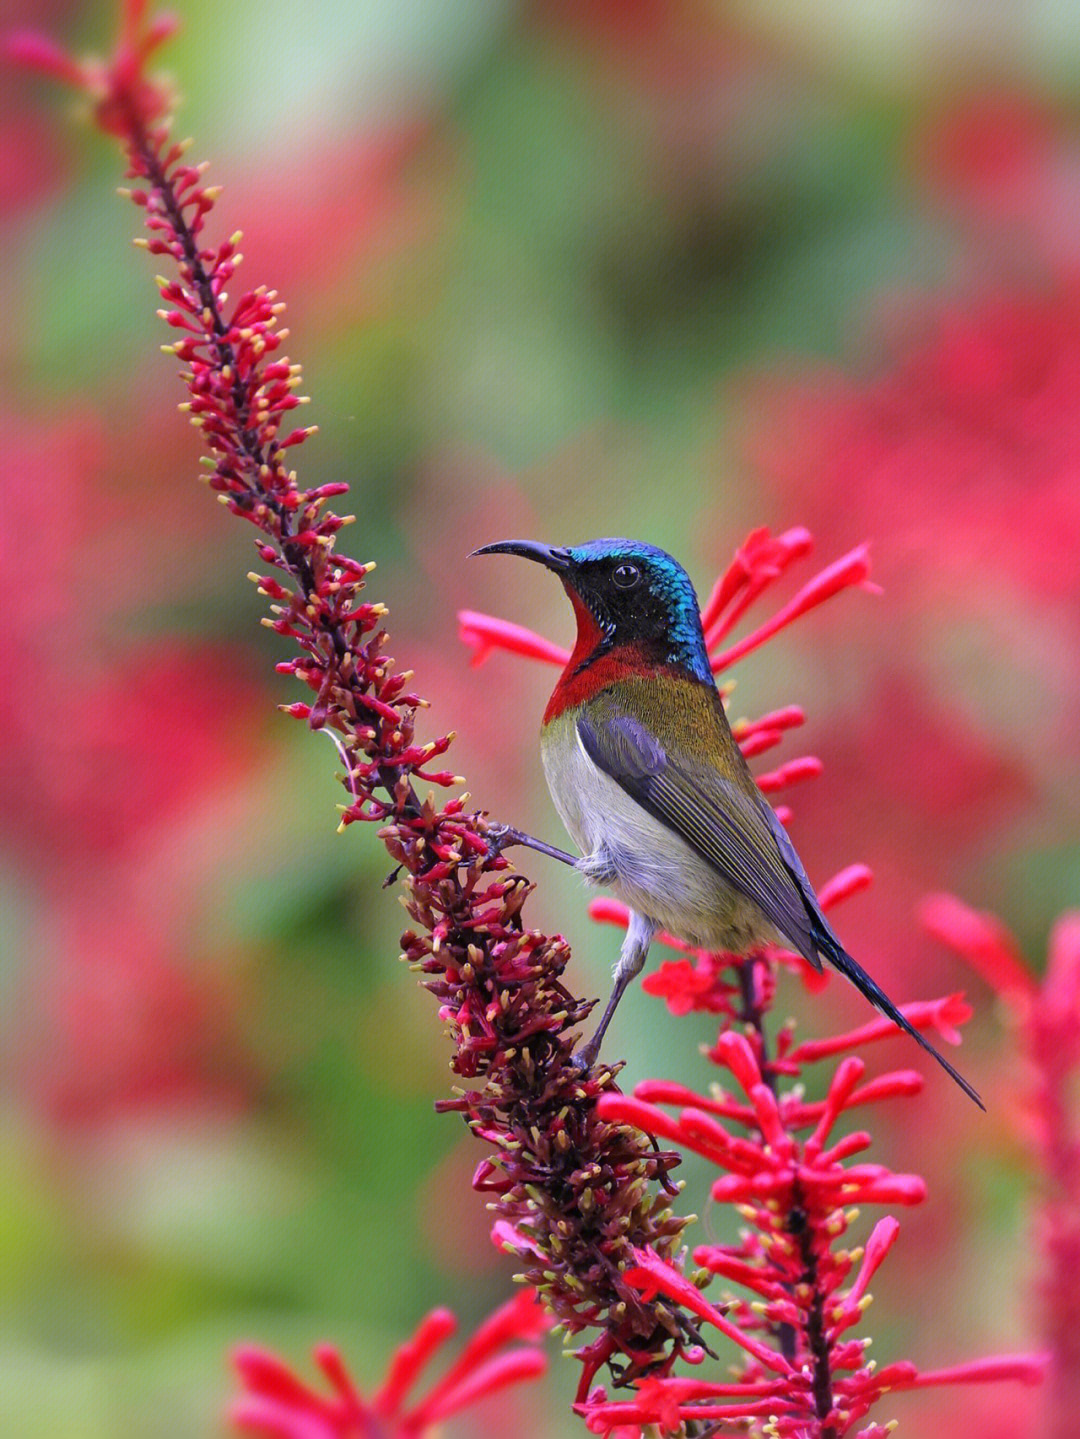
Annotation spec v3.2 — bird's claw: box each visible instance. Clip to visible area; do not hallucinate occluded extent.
[571,1039,601,1073]
[483,823,513,861]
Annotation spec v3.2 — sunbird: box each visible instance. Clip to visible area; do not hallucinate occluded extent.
[472,537,982,1108]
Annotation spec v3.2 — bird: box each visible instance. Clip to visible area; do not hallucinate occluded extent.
[471,536,983,1107]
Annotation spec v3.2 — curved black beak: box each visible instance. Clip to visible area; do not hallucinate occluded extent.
[469,539,572,573]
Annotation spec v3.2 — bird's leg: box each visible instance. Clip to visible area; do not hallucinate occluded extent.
[484,823,578,868]
[575,910,657,1069]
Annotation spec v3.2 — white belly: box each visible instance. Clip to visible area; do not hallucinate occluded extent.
[540,713,779,953]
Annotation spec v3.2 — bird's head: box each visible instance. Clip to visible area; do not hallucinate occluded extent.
[471,537,711,679]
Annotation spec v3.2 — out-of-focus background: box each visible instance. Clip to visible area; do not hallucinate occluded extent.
[4,1,1080,1434]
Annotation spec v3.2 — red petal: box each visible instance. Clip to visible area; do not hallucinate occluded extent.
[457,610,569,668]
[371,1309,456,1415]
[919,893,1035,1006]
[711,544,878,671]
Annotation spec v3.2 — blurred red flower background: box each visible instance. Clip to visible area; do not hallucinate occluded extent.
[5,1,1080,1435]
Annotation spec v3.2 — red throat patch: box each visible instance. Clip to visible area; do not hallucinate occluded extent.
[542,585,663,722]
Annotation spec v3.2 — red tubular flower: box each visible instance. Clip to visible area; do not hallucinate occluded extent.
[708,544,880,674]
[231,1291,550,1438]
[920,893,1036,1010]
[459,610,570,669]
[699,526,813,638]
[922,897,1080,1439]
[8,0,178,137]
[577,1023,1044,1436]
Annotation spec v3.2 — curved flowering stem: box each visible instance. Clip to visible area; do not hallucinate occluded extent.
[10,0,701,1399]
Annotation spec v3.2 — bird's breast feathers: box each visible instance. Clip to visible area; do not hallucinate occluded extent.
[540,699,784,953]
[543,640,667,723]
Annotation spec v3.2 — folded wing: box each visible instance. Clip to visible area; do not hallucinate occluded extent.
[576,705,824,969]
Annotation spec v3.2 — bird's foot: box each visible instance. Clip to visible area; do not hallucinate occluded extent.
[570,1031,603,1073]
[482,822,513,861]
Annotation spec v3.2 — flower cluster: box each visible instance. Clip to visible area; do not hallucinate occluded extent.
[578,1018,1044,1436]
[922,896,1080,1439]
[232,1290,550,1438]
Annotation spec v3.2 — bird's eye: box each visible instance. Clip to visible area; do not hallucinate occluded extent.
[612,562,641,590]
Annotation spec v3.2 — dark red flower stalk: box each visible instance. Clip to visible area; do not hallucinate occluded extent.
[11,1,698,1398]
[921,896,1080,1439]
[231,1290,550,1438]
